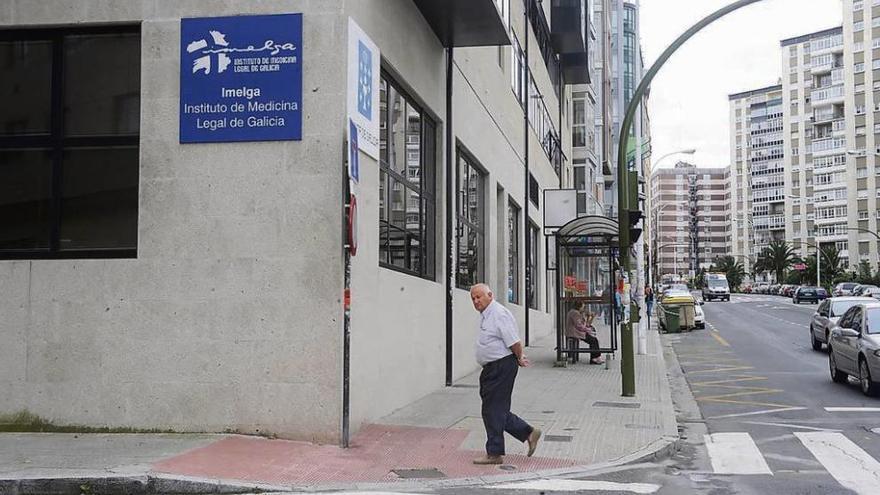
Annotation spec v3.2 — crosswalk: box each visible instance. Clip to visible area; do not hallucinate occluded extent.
[704,431,880,495]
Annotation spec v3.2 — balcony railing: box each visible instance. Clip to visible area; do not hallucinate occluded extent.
[811,85,845,103]
[811,137,846,154]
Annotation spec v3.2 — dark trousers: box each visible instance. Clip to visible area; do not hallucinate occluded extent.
[580,334,601,360]
[479,354,533,456]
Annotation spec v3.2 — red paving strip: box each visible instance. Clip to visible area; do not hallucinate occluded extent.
[152,424,576,485]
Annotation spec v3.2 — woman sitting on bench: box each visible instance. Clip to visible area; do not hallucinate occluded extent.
[565,302,605,365]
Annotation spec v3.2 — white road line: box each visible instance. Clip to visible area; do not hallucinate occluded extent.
[825,407,880,412]
[742,421,842,432]
[708,406,807,420]
[704,432,772,475]
[795,432,880,495]
[332,492,428,495]
[487,479,661,493]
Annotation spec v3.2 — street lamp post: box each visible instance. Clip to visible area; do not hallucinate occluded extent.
[616,0,764,396]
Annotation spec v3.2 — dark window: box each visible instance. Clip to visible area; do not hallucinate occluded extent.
[456,148,485,289]
[527,221,539,309]
[508,199,520,304]
[851,308,863,333]
[378,73,436,279]
[0,27,140,259]
[529,173,540,207]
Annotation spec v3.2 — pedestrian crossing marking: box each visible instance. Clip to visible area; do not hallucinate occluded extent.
[795,432,880,495]
[824,407,880,412]
[487,479,661,493]
[704,432,772,475]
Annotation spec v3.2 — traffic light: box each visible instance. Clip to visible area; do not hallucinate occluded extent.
[628,209,643,243]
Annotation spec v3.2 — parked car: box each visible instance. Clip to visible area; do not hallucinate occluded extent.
[694,303,705,329]
[755,283,769,294]
[810,297,874,351]
[853,284,878,297]
[793,286,822,304]
[770,284,782,295]
[863,287,880,299]
[833,282,859,297]
[828,301,880,396]
[782,285,798,297]
[743,285,753,294]
[817,287,829,300]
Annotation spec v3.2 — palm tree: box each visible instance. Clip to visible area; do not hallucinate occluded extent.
[753,253,770,281]
[820,244,844,285]
[714,255,745,290]
[762,240,797,283]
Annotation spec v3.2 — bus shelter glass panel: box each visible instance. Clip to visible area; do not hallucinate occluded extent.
[556,236,618,362]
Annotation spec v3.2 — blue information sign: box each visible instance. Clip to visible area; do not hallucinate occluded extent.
[180,13,302,143]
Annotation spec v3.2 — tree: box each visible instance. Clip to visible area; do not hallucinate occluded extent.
[714,255,745,290]
[803,255,817,286]
[762,240,798,283]
[857,260,873,284]
[821,244,845,287]
[753,253,770,281]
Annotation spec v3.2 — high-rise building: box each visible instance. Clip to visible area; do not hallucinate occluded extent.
[782,28,846,266]
[651,162,729,280]
[730,1,880,274]
[729,84,784,277]
[571,0,605,216]
[844,0,880,269]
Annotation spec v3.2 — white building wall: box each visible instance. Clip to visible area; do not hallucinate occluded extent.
[1,0,347,441]
[1,0,563,441]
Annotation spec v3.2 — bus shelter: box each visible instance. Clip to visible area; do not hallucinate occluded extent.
[552,215,619,363]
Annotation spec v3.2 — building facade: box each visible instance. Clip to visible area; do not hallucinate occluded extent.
[651,162,729,280]
[0,0,593,441]
[729,84,784,277]
[843,0,880,269]
[729,1,880,274]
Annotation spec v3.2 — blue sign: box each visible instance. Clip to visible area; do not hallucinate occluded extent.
[349,119,359,183]
[180,13,302,143]
[357,40,372,120]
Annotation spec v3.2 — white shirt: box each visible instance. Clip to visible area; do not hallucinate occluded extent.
[475,300,521,366]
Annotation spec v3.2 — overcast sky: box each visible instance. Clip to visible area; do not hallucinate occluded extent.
[639,0,842,170]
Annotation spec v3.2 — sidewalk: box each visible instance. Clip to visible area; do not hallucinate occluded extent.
[0,325,677,492]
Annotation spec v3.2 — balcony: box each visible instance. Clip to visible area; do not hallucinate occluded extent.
[411,0,510,47]
[551,0,589,83]
[811,85,845,105]
[811,137,846,156]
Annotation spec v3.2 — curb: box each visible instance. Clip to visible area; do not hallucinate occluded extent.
[0,474,293,495]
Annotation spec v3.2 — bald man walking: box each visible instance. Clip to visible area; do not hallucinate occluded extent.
[470,283,541,465]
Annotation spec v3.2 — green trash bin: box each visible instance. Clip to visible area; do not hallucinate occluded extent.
[661,305,681,333]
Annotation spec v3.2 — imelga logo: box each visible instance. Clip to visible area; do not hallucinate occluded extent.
[357,40,372,119]
[186,29,298,75]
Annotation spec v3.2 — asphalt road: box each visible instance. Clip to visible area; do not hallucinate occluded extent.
[434,294,880,495]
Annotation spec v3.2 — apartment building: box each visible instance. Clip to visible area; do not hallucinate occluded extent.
[571,0,605,216]
[844,0,880,268]
[729,85,784,275]
[651,162,729,279]
[781,28,845,265]
[0,0,591,440]
[729,1,880,272]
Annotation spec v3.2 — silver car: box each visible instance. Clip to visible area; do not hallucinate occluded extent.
[810,297,875,351]
[828,302,880,396]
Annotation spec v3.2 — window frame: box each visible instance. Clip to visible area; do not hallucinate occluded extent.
[0,24,141,260]
[455,146,486,290]
[377,70,437,280]
[508,198,520,304]
[527,221,539,310]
